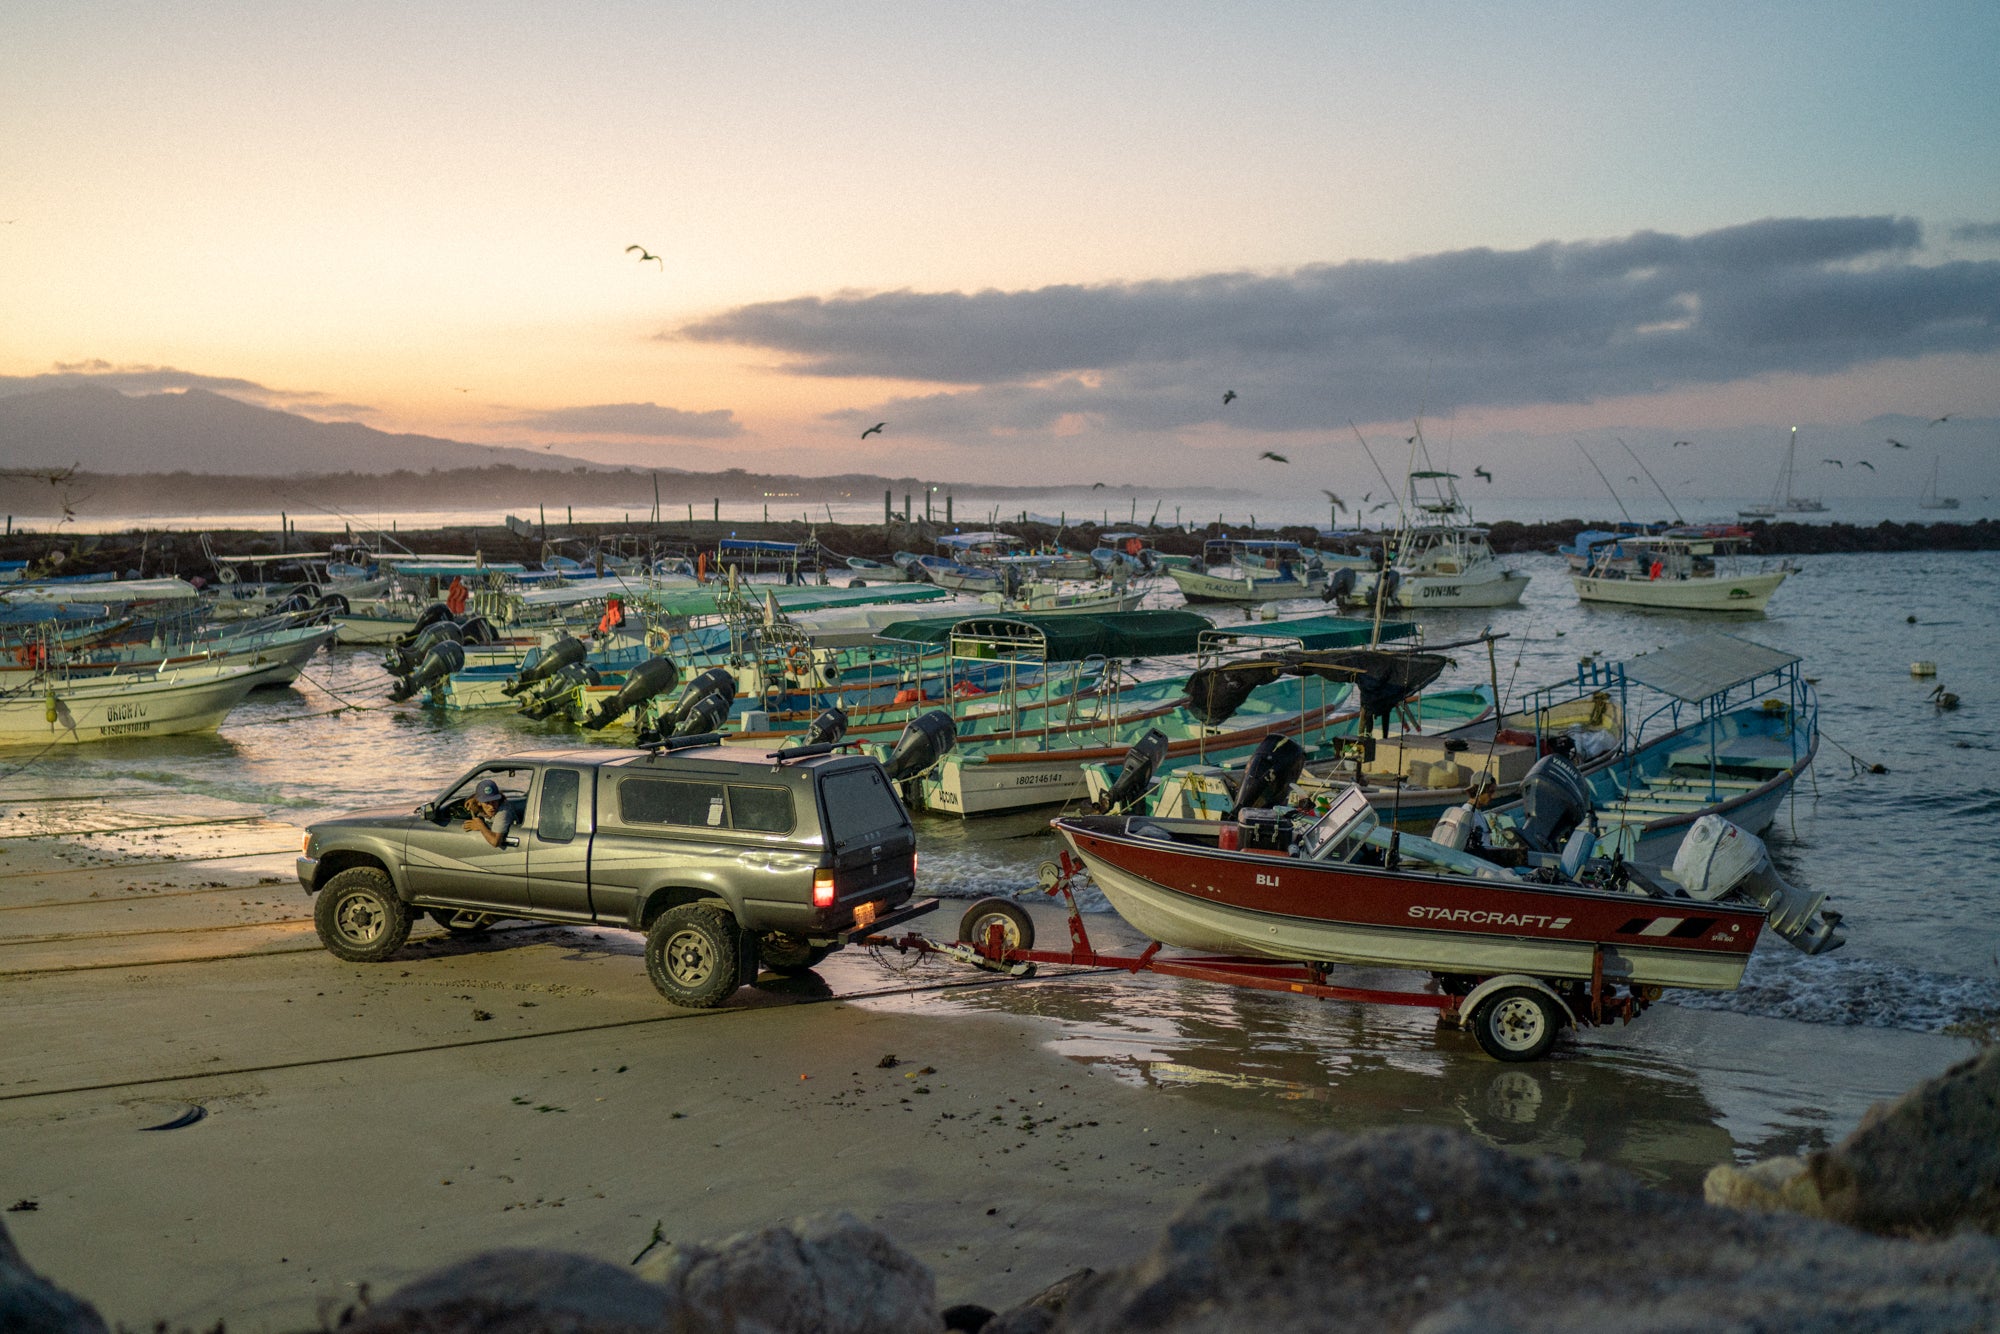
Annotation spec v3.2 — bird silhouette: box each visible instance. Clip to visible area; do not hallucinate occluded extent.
[543,443,554,450]
[1258,451,1289,463]
[1822,459,1843,468]
[625,245,664,269]
[1222,390,1237,405]
[1855,460,1876,471]
[453,387,471,394]
[1321,490,1346,512]
[1405,435,1418,445]
[1671,440,1692,448]
[1091,482,1107,489]
[1362,491,1373,504]
[860,422,886,439]
[1888,438,1910,449]
[1369,501,1391,513]
[1627,476,1640,484]
[1930,414,1953,426]
[1930,683,1960,711]
[1472,466,1493,483]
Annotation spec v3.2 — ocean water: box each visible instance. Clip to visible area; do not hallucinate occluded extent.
[8,549,1997,1041]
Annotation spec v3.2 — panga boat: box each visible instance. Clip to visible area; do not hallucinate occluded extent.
[0,660,271,747]
[1166,538,1320,603]
[1569,532,1790,612]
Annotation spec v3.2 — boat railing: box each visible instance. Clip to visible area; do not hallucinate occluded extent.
[1623,660,1815,800]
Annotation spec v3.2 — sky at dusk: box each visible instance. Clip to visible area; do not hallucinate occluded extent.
[3,1,1998,497]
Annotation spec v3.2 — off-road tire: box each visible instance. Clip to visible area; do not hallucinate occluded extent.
[758,931,835,975]
[646,904,744,1007]
[315,868,413,963]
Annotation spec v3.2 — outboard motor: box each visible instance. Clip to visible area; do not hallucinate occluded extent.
[801,706,849,746]
[1667,815,1845,955]
[503,635,586,696]
[1514,753,1593,853]
[666,667,738,732]
[268,585,315,617]
[1183,663,1281,727]
[388,639,464,703]
[385,619,465,677]
[1229,734,1307,817]
[517,663,597,720]
[1097,728,1170,814]
[457,614,499,646]
[309,592,350,619]
[670,689,731,737]
[394,602,453,647]
[883,709,957,782]
[584,656,681,729]
[1322,567,1357,605]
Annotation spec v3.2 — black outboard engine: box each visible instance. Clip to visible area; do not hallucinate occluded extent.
[394,602,453,647]
[457,615,499,646]
[517,663,598,720]
[385,619,465,677]
[1229,734,1306,818]
[1515,753,1593,853]
[665,667,738,732]
[1322,567,1357,605]
[309,592,350,620]
[503,635,586,696]
[883,709,957,782]
[669,689,731,737]
[389,640,464,703]
[1098,728,1169,814]
[1183,663,1281,727]
[584,656,681,730]
[801,706,849,746]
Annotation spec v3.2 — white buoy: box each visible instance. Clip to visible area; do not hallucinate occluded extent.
[1911,661,1938,677]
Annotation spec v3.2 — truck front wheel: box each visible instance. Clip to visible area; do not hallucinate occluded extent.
[314,868,413,963]
[646,904,744,1007]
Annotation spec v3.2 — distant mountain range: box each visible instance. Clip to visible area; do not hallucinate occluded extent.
[0,385,599,475]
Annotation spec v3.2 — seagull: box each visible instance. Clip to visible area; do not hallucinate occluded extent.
[1671,440,1692,448]
[1258,451,1289,463]
[1855,460,1875,471]
[1091,482,1107,489]
[1930,414,1953,426]
[1472,466,1493,483]
[453,387,471,393]
[1222,390,1237,405]
[1369,501,1391,513]
[860,422,886,439]
[1822,459,1843,468]
[1362,491,1373,504]
[1888,438,1909,449]
[1321,490,1346,512]
[1405,435,1418,445]
[625,245,664,269]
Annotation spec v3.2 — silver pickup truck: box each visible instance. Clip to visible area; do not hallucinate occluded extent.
[297,737,935,1006]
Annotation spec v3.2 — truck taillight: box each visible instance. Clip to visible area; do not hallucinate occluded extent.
[812,868,836,908]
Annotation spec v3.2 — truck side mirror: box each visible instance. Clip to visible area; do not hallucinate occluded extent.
[418,802,438,822]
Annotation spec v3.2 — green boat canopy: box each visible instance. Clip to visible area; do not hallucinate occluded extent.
[874,610,1414,662]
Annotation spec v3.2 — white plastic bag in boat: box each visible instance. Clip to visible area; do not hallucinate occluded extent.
[1667,814,1762,902]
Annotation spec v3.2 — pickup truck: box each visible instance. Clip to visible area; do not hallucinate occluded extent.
[296,737,935,1006]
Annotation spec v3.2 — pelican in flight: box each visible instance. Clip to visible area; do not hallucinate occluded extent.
[860,422,886,439]
[1473,466,1493,483]
[1222,390,1237,405]
[1930,414,1953,426]
[1822,459,1843,468]
[1258,451,1289,463]
[1856,460,1876,471]
[1671,440,1692,448]
[1321,490,1346,512]
[625,245,664,269]
[1888,438,1910,449]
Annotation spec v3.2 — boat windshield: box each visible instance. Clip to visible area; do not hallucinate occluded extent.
[1296,786,1379,861]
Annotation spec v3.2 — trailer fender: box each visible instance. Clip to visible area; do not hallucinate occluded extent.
[1456,974,1576,1030]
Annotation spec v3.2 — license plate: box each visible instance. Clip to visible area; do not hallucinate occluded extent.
[853,901,878,928]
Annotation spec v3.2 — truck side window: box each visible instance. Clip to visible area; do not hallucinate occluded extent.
[538,769,581,843]
[620,778,727,828]
[727,785,794,834]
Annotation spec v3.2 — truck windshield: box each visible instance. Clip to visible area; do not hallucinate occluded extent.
[819,767,905,847]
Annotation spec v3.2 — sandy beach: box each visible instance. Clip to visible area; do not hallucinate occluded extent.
[0,799,1980,1331]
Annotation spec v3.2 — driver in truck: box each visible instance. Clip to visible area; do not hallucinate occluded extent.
[462,779,516,847]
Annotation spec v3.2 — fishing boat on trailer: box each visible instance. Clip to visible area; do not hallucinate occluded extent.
[1570,532,1792,612]
[0,659,272,747]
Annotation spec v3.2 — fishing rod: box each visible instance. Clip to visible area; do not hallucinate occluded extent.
[1616,437,1685,524]
[1572,441,1633,523]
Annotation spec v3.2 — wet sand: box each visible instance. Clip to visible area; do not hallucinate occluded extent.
[0,804,1979,1331]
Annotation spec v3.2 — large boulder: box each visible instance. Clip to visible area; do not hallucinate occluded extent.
[347,1249,669,1333]
[0,1218,108,1334]
[1054,1126,2000,1333]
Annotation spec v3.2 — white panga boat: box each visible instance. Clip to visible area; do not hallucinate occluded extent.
[1332,472,1528,611]
[0,659,271,747]
[1570,533,1790,612]
[1167,538,1318,603]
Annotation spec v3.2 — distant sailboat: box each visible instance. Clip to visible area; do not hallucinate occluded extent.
[1920,455,1961,510]
[1739,427,1825,520]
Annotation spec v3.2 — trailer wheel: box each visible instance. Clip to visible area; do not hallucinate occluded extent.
[1470,985,1561,1062]
[314,868,412,962]
[957,898,1034,953]
[758,930,835,975]
[646,904,744,1008]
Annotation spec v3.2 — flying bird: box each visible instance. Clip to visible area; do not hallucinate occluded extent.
[1671,440,1692,448]
[1222,390,1237,405]
[1369,501,1391,513]
[860,422,886,439]
[1321,490,1346,512]
[1930,414,1953,426]
[1091,482,1107,489]
[1888,438,1910,449]
[1822,458,1843,468]
[453,387,471,393]
[1258,451,1289,463]
[625,245,664,269]
[1855,460,1875,471]
[1472,466,1493,483]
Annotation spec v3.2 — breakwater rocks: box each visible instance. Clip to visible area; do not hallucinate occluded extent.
[8,1049,1999,1333]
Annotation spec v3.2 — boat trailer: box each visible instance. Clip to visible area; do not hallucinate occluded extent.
[861,851,1658,1062]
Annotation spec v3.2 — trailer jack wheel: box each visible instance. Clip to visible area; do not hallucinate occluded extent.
[957,898,1035,953]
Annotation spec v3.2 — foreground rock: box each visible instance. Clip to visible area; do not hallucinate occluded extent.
[1707,1044,2000,1237]
[0,1218,107,1334]
[1055,1127,2000,1333]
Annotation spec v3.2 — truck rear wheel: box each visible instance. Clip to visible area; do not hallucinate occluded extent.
[758,931,835,975]
[315,868,412,963]
[646,904,744,1007]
